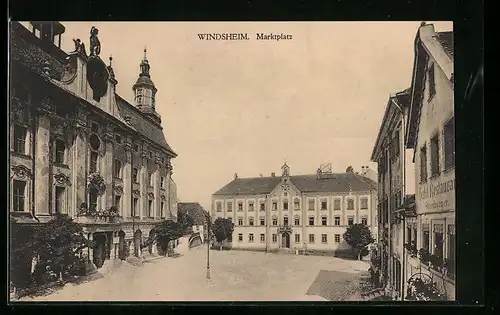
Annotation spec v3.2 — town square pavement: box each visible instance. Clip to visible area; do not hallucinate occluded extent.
[19,239,370,301]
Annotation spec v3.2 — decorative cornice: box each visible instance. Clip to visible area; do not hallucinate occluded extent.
[124,142,133,151]
[147,192,155,199]
[54,173,71,186]
[11,165,32,180]
[133,189,141,198]
[113,185,124,195]
[141,151,149,159]
[154,156,162,165]
[160,195,166,201]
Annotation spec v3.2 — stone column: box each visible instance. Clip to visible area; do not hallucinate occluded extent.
[102,125,114,210]
[123,139,132,218]
[34,106,51,215]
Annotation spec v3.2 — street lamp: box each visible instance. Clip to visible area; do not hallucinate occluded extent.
[206,211,211,279]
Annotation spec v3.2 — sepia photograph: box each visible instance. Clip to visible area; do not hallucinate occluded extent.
[8,20,458,302]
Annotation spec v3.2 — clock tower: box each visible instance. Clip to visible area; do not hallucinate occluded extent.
[132,48,161,125]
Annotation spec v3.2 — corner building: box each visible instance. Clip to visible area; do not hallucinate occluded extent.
[9,21,178,268]
[211,164,377,255]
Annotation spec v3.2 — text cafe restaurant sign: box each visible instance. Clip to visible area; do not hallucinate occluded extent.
[418,176,456,211]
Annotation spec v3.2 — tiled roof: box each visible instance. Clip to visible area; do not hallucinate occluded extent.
[214,176,282,196]
[436,31,454,60]
[10,22,66,81]
[213,173,376,196]
[116,96,176,154]
[178,202,207,225]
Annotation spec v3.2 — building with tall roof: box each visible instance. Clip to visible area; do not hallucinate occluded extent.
[211,163,377,255]
[9,21,178,270]
[371,22,455,301]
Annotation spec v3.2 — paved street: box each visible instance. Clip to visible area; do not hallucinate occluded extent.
[20,239,370,301]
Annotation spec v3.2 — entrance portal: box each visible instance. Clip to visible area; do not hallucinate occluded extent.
[281,233,290,249]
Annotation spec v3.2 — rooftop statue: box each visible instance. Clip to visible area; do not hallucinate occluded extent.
[89,26,101,57]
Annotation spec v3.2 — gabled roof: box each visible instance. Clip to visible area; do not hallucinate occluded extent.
[213,172,376,196]
[178,202,207,225]
[406,24,454,149]
[370,89,411,161]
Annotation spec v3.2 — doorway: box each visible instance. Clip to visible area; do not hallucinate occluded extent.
[281,233,290,249]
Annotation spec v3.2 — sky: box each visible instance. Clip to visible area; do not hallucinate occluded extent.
[22,21,452,210]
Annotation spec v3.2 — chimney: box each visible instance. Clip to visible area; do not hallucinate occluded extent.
[234,173,238,180]
[316,168,322,179]
[271,172,275,177]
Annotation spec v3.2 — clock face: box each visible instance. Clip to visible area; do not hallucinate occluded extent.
[87,56,109,101]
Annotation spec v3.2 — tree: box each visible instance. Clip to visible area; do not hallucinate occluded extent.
[343,223,375,260]
[10,214,91,287]
[212,217,234,250]
[346,166,354,173]
[147,219,184,255]
[177,210,195,234]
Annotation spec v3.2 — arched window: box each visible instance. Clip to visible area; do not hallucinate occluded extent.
[272,215,278,226]
[294,215,300,226]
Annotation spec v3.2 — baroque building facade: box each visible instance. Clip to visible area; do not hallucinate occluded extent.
[211,164,377,255]
[9,21,178,268]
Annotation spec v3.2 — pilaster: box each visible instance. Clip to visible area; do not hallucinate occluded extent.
[34,103,52,215]
[123,138,132,218]
[140,149,148,219]
[154,156,161,219]
[102,125,114,210]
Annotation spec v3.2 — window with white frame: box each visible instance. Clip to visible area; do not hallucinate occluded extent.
[308,200,315,211]
[360,197,368,210]
[272,234,277,243]
[294,216,300,226]
[283,200,289,210]
[216,202,222,212]
[321,234,328,244]
[272,216,278,226]
[347,199,354,210]
[238,233,243,242]
[238,202,243,211]
[248,234,254,243]
[12,180,26,212]
[361,217,368,225]
[260,217,265,226]
[334,199,341,210]
[347,216,354,225]
[283,216,289,226]
[334,234,341,243]
[334,216,340,226]
[308,216,315,226]
[308,234,315,243]
[420,145,428,183]
[249,217,254,226]
[295,234,300,243]
[259,202,265,211]
[430,134,440,176]
[227,201,233,212]
[272,201,278,211]
[321,216,327,226]
[294,199,300,210]
[238,217,243,226]
[248,201,254,211]
[260,234,265,242]
[321,200,327,210]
